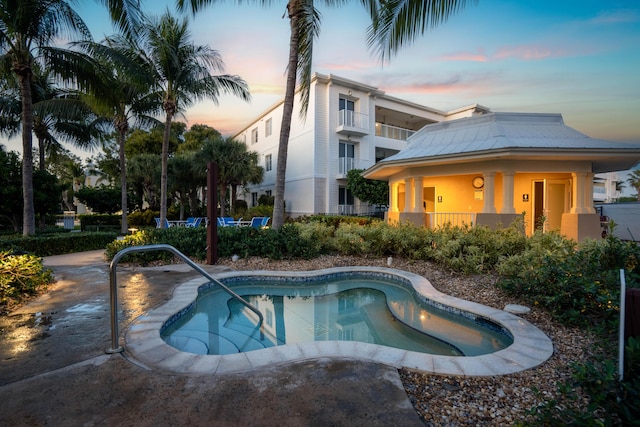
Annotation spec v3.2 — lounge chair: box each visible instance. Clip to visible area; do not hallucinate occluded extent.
[250,217,269,228]
[155,218,172,228]
[184,217,202,228]
[217,217,237,227]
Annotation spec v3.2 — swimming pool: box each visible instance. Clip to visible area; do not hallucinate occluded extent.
[160,273,513,357]
[124,267,553,376]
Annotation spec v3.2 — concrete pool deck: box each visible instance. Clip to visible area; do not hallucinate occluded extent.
[0,251,423,425]
[126,268,552,377]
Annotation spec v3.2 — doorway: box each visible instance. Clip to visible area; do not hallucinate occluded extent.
[532,179,570,233]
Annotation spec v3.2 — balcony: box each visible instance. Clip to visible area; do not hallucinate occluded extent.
[337,157,358,178]
[375,123,416,141]
[336,110,369,137]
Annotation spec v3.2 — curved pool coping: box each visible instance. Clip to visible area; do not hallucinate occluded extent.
[123,267,553,376]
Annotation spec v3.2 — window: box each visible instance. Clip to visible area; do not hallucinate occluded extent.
[339,97,355,127]
[265,118,272,137]
[339,186,354,215]
[265,154,272,172]
[251,127,258,144]
[266,309,273,328]
[251,192,258,207]
[339,142,355,174]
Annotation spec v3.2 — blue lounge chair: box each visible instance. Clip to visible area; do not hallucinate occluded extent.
[250,217,269,228]
[155,218,172,228]
[184,217,202,228]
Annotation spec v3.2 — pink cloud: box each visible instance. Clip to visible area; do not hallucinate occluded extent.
[438,48,488,62]
[438,45,571,63]
[493,45,556,60]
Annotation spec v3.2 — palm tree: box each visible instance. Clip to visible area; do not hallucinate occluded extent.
[0,0,92,235]
[168,151,202,219]
[133,11,250,228]
[74,37,160,234]
[627,169,640,201]
[197,137,263,217]
[178,0,472,229]
[0,0,142,236]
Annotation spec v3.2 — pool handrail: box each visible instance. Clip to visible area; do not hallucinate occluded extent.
[106,243,264,353]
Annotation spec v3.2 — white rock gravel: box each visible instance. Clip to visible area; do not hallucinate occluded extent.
[216,254,597,426]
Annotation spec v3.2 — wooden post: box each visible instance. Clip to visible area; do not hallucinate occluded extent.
[207,162,218,264]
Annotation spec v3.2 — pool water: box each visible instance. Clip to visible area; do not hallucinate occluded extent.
[161,275,513,357]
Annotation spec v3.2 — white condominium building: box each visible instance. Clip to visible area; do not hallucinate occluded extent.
[234,73,490,217]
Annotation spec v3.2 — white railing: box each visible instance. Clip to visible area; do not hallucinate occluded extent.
[338,204,355,215]
[338,157,355,175]
[427,212,477,229]
[338,110,368,129]
[375,123,416,141]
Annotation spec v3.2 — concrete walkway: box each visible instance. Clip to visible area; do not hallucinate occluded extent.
[0,251,423,426]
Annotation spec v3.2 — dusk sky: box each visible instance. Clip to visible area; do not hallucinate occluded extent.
[3,0,639,189]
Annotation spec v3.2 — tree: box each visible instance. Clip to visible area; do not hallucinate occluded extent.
[0,0,91,235]
[627,169,640,201]
[0,0,143,236]
[0,146,22,231]
[178,123,221,154]
[132,11,250,228]
[197,137,263,217]
[178,0,473,229]
[346,168,388,208]
[75,185,121,214]
[168,151,202,219]
[127,153,162,211]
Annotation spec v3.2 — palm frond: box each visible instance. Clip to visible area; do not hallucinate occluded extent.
[366,0,474,62]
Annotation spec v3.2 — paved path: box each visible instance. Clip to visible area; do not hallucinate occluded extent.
[0,251,423,426]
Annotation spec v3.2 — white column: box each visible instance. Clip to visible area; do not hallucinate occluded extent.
[413,177,424,213]
[501,172,516,214]
[482,172,497,213]
[584,173,596,214]
[405,178,414,213]
[571,173,590,214]
[390,181,398,212]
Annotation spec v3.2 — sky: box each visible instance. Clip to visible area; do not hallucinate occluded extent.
[3,0,640,192]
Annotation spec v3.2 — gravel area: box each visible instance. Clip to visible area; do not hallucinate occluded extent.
[215,254,597,426]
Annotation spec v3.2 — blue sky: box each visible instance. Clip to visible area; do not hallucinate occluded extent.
[3,0,640,191]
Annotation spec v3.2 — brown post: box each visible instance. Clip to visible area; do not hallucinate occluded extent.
[207,162,218,264]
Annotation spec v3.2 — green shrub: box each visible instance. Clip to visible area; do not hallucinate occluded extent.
[0,251,53,306]
[497,233,639,328]
[105,227,208,264]
[127,210,159,227]
[0,232,117,256]
[79,214,120,231]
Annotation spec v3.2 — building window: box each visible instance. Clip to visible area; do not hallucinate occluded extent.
[265,154,272,172]
[251,127,258,144]
[251,192,258,207]
[266,190,272,196]
[339,186,354,215]
[339,142,355,174]
[339,97,355,127]
[265,118,272,137]
[266,308,273,328]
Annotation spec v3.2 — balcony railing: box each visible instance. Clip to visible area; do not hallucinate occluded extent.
[427,212,477,229]
[338,157,355,176]
[375,123,416,141]
[338,204,355,215]
[337,110,369,136]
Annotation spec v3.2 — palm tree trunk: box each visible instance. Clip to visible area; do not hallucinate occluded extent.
[18,70,36,236]
[272,0,302,230]
[118,130,128,234]
[160,115,172,228]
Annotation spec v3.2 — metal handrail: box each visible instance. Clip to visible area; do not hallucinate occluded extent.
[106,243,264,353]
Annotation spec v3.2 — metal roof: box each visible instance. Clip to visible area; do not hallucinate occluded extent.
[364,112,640,179]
